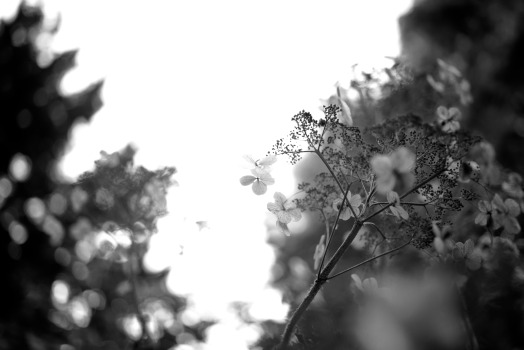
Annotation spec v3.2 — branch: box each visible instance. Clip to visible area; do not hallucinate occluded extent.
[278,221,364,349]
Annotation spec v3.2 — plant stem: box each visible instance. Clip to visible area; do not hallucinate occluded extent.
[278,221,364,349]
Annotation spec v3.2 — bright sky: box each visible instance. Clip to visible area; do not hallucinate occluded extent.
[1,1,412,348]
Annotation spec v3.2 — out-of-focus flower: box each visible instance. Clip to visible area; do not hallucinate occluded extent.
[436,106,461,133]
[386,191,409,220]
[491,194,521,235]
[451,239,482,270]
[371,147,416,194]
[332,191,362,220]
[336,84,353,126]
[267,192,301,236]
[502,173,524,199]
[432,221,452,254]
[313,235,326,270]
[240,168,275,195]
[474,200,493,227]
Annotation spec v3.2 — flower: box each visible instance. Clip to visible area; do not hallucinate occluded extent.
[332,191,362,220]
[502,172,524,199]
[336,84,353,126]
[432,221,452,254]
[451,239,482,271]
[386,191,409,220]
[267,192,302,235]
[491,194,521,235]
[242,154,277,172]
[313,235,326,270]
[474,200,493,226]
[370,147,416,194]
[436,106,462,133]
[240,168,275,195]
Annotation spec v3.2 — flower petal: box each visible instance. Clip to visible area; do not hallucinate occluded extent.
[276,210,292,224]
[371,155,393,177]
[387,191,400,205]
[505,198,521,217]
[504,216,521,234]
[492,194,506,212]
[240,175,256,186]
[288,208,302,222]
[260,173,275,185]
[478,200,491,213]
[464,239,474,255]
[474,212,488,226]
[376,174,396,195]
[252,181,267,195]
[390,206,400,219]
[396,205,409,220]
[351,274,363,291]
[349,194,362,208]
[392,147,416,173]
[258,155,277,167]
[267,202,281,213]
[273,192,287,206]
[340,207,352,221]
[437,106,450,121]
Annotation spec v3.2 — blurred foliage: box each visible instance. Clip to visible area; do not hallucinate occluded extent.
[0,4,208,350]
[255,2,524,350]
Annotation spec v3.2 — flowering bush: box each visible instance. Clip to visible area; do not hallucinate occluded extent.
[244,60,524,350]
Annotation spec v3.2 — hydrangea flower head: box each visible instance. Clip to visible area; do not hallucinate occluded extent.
[370,147,416,194]
[267,192,302,236]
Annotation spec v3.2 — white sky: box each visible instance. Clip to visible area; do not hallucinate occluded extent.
[1,1,412,348]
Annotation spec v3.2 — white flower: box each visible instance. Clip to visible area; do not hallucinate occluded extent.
[240,168,275,195]
[242,154,277,172]
[267,192,302,235]
[386,191,409,220]
[370,147,416,194]
[336,84,353,126]
[332,191,362,220]
[436,106,461,133]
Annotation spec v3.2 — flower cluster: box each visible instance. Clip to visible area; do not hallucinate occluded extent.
[475,194,521,235]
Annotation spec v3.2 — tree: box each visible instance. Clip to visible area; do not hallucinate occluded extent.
[0,4,207,349]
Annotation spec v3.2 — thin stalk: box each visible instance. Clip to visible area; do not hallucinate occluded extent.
[315,149,359,219]
[327,235,413,280]
[363,165,448,222]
